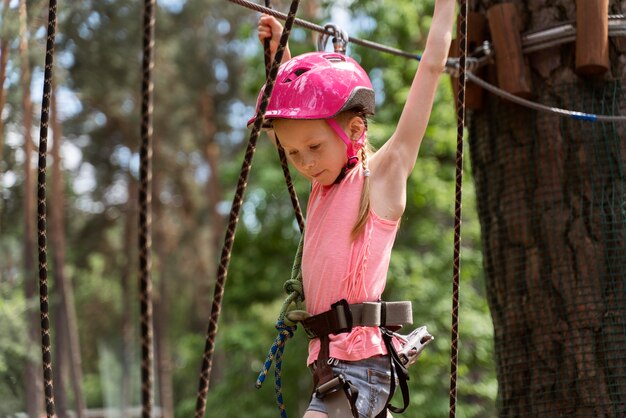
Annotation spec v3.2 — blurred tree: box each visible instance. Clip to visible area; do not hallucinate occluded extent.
[50,75,87,418]
[18,0,42,416]
[0,0,11,163]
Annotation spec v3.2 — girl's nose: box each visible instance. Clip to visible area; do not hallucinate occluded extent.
[301,154,315,169]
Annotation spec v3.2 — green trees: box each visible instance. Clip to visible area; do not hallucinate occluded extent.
[0,1,495,417]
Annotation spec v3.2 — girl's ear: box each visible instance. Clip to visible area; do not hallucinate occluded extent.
[347,116,365,141]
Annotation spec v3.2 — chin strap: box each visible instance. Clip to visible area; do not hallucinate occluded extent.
[325,118,365,166]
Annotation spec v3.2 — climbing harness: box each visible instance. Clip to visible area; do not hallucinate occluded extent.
[298,300,431,418]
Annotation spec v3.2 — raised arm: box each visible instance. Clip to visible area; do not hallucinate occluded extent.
[370,0,455,220]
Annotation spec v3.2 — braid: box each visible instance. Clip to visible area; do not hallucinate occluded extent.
[351,133,372,240]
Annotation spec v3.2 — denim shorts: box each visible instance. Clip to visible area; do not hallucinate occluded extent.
[307,355,392,418]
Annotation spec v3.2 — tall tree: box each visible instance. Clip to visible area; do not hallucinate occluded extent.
[0,0,11,165]
[469,1,626,416]
[18,0,43,415]
[50,76,87,418]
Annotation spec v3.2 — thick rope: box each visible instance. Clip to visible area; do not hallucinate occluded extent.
[194,1,301,416]
[449,1,468,417]
[138,1,156,417]
[37,1,58,416]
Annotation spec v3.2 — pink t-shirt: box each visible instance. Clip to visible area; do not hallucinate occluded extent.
[302,165,399,365]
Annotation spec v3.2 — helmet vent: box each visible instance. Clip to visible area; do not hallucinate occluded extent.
[294,68,308,77]
[283,67,310,83]
[324,55,347,63]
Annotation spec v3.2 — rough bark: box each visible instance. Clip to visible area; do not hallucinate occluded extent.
[469,1,626,416]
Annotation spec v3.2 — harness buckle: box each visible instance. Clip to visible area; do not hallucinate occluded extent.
[314,374,347,399]
[330,299,353,334]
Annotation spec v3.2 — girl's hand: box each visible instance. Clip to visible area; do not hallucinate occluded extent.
[257,14,291,64]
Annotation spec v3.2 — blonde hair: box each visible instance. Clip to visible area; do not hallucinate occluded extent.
[336,111,373,240]
[351,138,374,239]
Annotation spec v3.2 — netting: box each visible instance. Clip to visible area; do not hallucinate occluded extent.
[469,79,626,417]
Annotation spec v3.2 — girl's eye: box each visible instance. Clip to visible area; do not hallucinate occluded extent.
[288,150,299,156]
[309,144,320,150]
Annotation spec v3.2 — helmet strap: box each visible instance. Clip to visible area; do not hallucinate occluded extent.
[325,118,365,167]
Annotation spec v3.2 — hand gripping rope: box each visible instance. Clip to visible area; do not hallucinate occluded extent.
[194,1,302,417]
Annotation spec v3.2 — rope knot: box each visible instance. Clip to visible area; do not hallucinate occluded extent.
[283,279,303,299]
[275,319,297,338]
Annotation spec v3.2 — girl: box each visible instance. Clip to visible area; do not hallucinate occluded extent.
[253,2,454,417]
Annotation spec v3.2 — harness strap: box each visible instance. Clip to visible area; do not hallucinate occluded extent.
[301,300,413,338]
[379,328,410,415]
[316,374,360,418]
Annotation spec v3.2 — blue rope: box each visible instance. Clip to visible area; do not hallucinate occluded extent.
[256,319,297,418]
[256,231,305,416]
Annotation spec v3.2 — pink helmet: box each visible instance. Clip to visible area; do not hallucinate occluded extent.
[248,52,375,164]
[248,52,375,125]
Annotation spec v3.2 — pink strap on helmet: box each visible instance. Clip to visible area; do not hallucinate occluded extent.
[326,118,365,164]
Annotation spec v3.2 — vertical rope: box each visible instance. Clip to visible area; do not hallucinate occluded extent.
[194,1,301,416]
[37,1,58,416]
[139,1,155,417]
[449,1,468,417]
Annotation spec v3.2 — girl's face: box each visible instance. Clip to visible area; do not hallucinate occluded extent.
[273,119,348,186]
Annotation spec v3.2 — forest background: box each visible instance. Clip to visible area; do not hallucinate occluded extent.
[0,0,497,416]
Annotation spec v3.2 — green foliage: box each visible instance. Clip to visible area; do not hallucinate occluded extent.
[0,280,30,416]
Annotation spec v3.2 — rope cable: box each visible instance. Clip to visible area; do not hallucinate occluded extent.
[229,0,626,122]
[138,1,156,417]
[36,1,58,416]
[194,1,301,416]
[448,2,468,416]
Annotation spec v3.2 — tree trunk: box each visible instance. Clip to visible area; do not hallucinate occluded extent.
[121,170,138,417]
[0,0,10,165]
[49,77,87,418]
[469,1,626,416]
[19,0,43,415]
[152,138,175,418]
[196,93,222,336]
